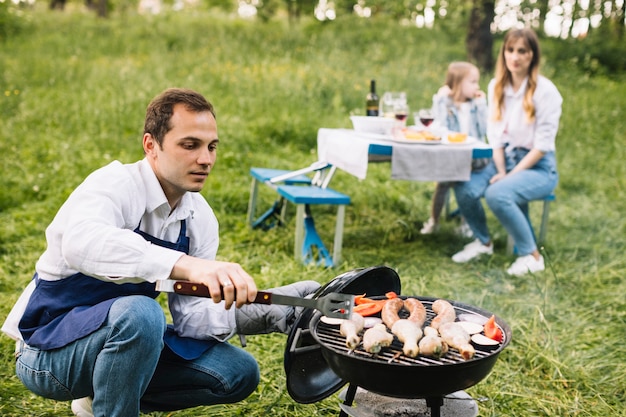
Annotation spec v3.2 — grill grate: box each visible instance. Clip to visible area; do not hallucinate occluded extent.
[315,299,504,367]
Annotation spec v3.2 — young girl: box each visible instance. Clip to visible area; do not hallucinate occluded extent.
[420,61,488,235]
[451,28,562,276]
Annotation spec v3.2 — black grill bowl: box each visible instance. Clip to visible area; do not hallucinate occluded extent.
[309,297,512,399]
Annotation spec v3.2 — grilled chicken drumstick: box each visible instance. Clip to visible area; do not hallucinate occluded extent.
[340,312,365,350]
[391,319,423,358]
[363,323,394,354]
[418,326,448,359]
[438,322,475,360]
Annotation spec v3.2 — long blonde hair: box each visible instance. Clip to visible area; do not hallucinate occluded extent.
[445,61,479,104]
[492,28,541,123]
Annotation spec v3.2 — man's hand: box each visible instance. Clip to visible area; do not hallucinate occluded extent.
[170,255,257,309]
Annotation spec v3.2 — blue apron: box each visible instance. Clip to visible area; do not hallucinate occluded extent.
[18,220,216,360]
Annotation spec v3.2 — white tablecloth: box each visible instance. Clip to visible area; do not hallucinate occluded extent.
[317,128,489,182]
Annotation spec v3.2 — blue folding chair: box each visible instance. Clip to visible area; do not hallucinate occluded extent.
[247,163,350,266]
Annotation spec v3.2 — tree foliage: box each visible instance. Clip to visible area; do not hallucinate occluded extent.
[2,0,624,74]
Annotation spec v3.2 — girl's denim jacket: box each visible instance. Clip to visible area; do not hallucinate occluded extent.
[433,94,489,170]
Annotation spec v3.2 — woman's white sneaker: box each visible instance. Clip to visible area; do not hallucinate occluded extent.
[507,254,545,276]
[451,239,493,263]
[71,397,93,417]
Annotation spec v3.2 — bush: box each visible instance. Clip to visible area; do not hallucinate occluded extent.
[545,25,626,76]
[0,0,24,42]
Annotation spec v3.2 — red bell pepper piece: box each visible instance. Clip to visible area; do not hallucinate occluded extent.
[484,315,503,342]
[354,294,378,305]
[352,292,398,317]
[353,302,384,317]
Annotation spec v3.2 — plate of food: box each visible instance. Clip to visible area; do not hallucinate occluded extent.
[446,132,468,143]
[393,128,442,144]
[443,132,479,145]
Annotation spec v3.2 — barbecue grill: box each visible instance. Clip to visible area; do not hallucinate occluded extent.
[283,266,511,417]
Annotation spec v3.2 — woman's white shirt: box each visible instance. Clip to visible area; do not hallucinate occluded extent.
[487,75,562,153]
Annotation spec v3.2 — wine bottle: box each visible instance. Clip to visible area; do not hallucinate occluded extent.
[366,79,379,116]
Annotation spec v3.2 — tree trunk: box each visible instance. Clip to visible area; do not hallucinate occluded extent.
[286,0,298,22]
[49,0,66,10]
[466,0,495,73]
[613,0,625,39]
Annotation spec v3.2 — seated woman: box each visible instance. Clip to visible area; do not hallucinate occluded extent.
[451,27,562,276]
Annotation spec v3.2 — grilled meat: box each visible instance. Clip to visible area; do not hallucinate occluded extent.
[418,326,448,359]
[363,323,394,354]
[430,299,456,329]
[381,297,404,328]
[404,298,427,327]
[391,319,423,358]
[438,322,475,360]
[340,312,365,350]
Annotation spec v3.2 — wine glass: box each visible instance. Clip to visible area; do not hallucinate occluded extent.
[389,101,409,138]
[380,92,407,119]
[380,92,395,118]
[417,108,434,128]
[394,102,410,126]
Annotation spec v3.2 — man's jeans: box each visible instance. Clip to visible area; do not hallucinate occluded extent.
[453,149,558,256]
[16,296,259,416]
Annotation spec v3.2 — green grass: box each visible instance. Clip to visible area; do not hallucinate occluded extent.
[1,5,626,417]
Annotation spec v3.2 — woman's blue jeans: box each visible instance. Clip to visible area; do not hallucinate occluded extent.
[16,296,260,417]
[453,149,558,256]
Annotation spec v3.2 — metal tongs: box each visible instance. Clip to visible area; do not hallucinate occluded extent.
[155,280,354,319]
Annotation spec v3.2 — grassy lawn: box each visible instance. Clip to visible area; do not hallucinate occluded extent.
[1,6,625,416]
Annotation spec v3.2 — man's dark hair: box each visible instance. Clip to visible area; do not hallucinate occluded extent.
[144,88,215,147]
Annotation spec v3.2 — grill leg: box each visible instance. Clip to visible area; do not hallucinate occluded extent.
[426,397,443,417]
[339,384,358,417]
